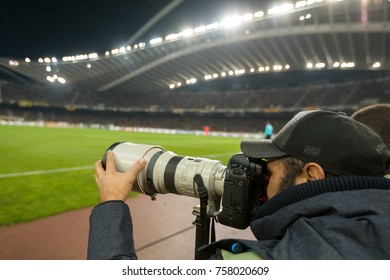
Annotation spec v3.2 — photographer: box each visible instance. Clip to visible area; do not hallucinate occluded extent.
[88,110,390,260]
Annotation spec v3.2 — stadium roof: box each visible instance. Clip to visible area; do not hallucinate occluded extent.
[1,0,389,93]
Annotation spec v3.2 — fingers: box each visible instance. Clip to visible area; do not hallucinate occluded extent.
[126,158,147,181]
[105,150,117,173]
[132,158,147,173]
[95,160,105,182]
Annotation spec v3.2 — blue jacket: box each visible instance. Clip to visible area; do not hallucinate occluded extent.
[88,176,390,260]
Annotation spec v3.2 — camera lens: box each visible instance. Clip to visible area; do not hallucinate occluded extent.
[102,142,226,215]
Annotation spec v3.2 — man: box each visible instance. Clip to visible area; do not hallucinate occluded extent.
[88,110,390,260]
[264,121,273,139]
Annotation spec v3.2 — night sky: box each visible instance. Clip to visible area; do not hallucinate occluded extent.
[1,0,266,59]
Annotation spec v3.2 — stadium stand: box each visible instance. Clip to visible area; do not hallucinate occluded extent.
[1,0,389,134]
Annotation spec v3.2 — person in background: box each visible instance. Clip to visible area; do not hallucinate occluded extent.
[264,121,273,139]
[351,104,390,148]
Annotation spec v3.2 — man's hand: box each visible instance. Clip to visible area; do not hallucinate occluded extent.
[94,150,147,202]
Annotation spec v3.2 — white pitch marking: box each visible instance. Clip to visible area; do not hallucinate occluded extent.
[0,166,93,179]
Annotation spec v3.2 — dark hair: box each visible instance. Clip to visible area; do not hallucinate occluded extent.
[278,156,336,192]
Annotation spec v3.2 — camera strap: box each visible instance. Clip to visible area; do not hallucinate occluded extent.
[194,174,216,259]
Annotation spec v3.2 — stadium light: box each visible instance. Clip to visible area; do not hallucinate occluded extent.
[206,22,219,30]
[220,16,242,28]
[44,57,51,63]
[307,62,314,69]
[87,63,92,69]
[372,62,381,68]
[268,3,294,15]
[88,53,98,59]
[234,69,245,75]
[25,58,31,63]
[179,29,194,37]
[254,11,264,18]
[150,37,163,45]
[242,13,254,22]
[333,61,340,67]
[46,66,52,72]
[46,76,55,82]
[169,84,175,89]
[285,64,291,70]
[194,25,206,33]
[165,33,180,41]
[186,78,197,84]
[8,60,19,66]
[296,1,307,8]
[315,62,325,68]
[273,65,283,71]
[58,77,66,84]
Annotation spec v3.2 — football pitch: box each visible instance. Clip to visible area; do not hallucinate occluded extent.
[0,125,243,226]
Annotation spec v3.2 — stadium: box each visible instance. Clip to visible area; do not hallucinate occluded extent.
[0,0,390,260]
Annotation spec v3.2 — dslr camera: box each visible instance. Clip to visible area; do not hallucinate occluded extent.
[102,142,267,229]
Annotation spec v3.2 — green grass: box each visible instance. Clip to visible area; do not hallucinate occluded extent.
[0,125,242,226]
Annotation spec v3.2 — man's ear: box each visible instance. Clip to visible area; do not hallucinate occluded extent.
[303,162,326,181]
[295,162,326,185]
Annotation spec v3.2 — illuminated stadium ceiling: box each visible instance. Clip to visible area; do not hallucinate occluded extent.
[0,0,389,93]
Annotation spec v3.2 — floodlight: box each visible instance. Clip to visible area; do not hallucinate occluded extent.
[166,33,179,41]
[296,1,307,8]
[206,22,219,30]
[268,4,294,15]
[150,37,163,45]
[254,11,264,18]
[372,62,381,68]
[180,29,194,37]
[194,26,206,33]
[242,13,253,22]
[58,77,66,84]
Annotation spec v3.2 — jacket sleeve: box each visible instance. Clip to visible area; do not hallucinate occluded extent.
[87,200,137,260]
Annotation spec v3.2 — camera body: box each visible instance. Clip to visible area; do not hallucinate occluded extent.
[102,142,267,229]
[218,153,266,229]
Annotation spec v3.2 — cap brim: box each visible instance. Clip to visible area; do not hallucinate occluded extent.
[240,139,287,159]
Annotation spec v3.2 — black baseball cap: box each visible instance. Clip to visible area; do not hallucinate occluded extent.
[241,110,390,176]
